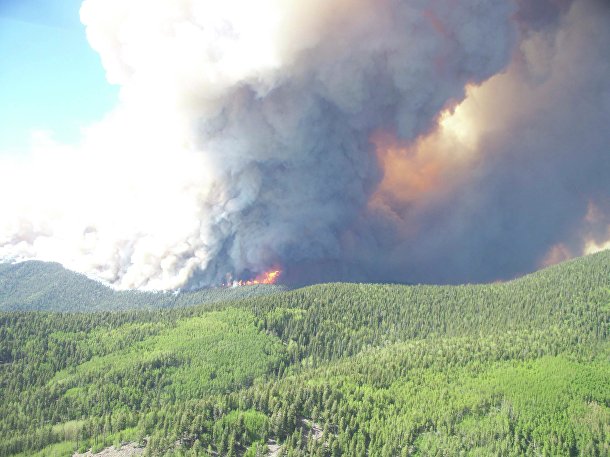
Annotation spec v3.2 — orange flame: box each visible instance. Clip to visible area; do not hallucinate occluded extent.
[233,269,282,287]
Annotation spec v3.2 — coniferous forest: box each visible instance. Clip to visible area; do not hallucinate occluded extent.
[0,252,608,456]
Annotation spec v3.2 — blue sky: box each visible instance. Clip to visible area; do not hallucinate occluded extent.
[0,0,118,154]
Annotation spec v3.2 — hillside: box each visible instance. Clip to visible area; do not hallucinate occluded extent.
[0,252,608,456]
[0,261,284,312]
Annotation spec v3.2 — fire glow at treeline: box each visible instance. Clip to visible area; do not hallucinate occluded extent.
[0,0,609,290]
[225,269,281,287]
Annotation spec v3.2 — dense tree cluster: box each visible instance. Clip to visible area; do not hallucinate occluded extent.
[0,252,608,456]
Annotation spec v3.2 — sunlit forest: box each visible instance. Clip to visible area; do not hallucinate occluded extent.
[0,252,608,456]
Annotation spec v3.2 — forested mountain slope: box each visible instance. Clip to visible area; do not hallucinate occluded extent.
[0,251,608,456]
[0,261,284,312]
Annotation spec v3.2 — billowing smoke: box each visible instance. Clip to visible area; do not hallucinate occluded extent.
[343,0,610,285]
[1,0,608,289]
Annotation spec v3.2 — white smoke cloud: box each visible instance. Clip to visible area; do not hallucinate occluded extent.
[0,0,517,289]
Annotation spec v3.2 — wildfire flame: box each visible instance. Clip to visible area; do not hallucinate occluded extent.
[230,269,282,287]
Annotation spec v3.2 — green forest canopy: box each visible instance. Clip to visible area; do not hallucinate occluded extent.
[0,251,608,456]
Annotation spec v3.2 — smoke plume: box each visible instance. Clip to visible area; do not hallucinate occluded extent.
[0,0,608,289]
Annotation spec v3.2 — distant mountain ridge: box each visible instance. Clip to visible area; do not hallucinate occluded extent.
[0,260,285,312]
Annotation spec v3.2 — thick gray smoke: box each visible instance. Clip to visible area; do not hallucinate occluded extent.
[0,0,608,289]
[0,0,516,289]
[339,0,610,285]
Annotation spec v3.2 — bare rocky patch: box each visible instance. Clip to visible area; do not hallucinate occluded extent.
[73,442,144,457]
[267,419,325,456]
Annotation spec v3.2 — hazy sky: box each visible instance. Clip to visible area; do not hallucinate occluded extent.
[0,0,117,153]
